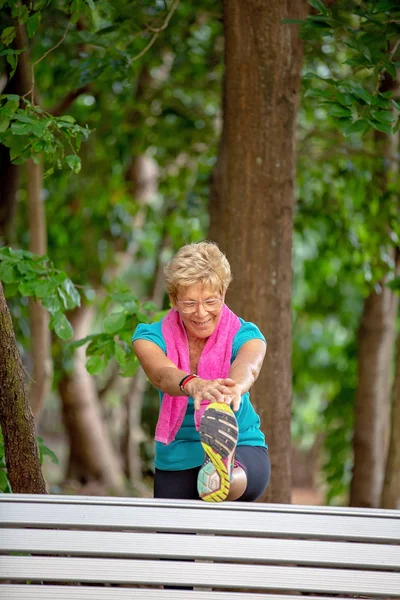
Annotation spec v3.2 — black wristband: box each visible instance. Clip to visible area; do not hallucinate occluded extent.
[179,373,198,392]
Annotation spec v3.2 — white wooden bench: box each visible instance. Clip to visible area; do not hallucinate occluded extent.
[1,494,400,599]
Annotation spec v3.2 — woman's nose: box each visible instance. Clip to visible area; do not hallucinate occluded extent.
[196,301,208,316]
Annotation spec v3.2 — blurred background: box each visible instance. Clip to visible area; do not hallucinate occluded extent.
[1,0,400,509]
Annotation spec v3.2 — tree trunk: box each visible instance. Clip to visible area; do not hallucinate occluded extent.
[350,283,399,507]
[121,153,162,488]
[0,282,47,493]
[14,24,52,420]
[27,159,52,419]
[381,326,400,509]
[209,0,307,503]
[123,237,168,488]
[59,305,125,495]
[350,75,399,508]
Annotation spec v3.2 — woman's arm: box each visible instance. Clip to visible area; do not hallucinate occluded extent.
[132,339,234,403]
[227,339,267,411]
[132,339,187,396]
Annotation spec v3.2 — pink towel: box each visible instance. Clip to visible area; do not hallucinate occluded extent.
[154,303,241,444]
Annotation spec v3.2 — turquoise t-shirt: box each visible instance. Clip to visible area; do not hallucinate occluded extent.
[132,317,267,470]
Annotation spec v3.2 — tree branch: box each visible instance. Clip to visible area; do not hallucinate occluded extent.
[128,0,180,63]
[50,85,91,116]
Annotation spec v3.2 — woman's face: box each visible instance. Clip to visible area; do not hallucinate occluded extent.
[171,282,225,340]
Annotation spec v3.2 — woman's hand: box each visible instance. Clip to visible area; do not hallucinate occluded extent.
[185,377,243,411]
[221,380,243,412]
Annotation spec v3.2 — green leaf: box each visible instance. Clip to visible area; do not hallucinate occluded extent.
[121,355,138,377]
[86,355,104,375]
[114,343,126,368]
[0,468,9,492]
[33,278,55,298]
[6,53,18,77]
[335,92,354,107]
[0,263,15,283]
[136,311,150,323]
[3,95,20,113]
[37,437,59,465]
[371,95,390,109]
[382,60,397,80]
[392,100,400,112]
[368,119,393,134]
[58,115,76,123]
[26,12,41,38]
[65,154,81,173]
[18,280,38,296]
[326,103,352,117]
[111,292,139,313]
[67,334,96,349]
[3,282,19,297]
[58,278,81,310]
[103,312,126,334]
[370,109,395,124]
[281,18,305,25]
[11,122,31,136]
[41,294,62,314]
[1,115,13,132]
[387,277,400,291]
[86,335,111,356]
[348,85,373,106]
[152,309,169,322]
[50,312,74,341]
[1,26,16,46]
[345,119,369,134]
[307,0,328,14]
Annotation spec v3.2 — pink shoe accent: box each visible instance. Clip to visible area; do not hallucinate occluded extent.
[233,459,246,471]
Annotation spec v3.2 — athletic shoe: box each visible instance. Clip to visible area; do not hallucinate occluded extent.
[197,402,238,502]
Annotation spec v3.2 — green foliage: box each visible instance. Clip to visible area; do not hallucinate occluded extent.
[301,0,400,136]
[0,430,12,493]
[37,436,59,465]
[0,0,90,170]
[69,289,168,377]
[292,0,400,503]
[0,247,80,340]
[388,275,400,292]
[0,95,88,173]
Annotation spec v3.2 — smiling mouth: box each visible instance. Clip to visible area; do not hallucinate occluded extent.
[192,318,212,326]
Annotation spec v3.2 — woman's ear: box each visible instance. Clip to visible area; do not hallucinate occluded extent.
[169,295,178,311]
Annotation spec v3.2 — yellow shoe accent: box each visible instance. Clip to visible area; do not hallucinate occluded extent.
[197,403,238,502]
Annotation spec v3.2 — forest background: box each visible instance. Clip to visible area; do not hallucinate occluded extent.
[1,0,400,509]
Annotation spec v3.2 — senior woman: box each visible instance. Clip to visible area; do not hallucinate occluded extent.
[132,241,270,502]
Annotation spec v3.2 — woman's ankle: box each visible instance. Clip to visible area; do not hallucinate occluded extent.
[226,465,247,500]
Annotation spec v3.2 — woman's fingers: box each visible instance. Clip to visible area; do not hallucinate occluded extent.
[192,379,241,411]
[217,378,236,387]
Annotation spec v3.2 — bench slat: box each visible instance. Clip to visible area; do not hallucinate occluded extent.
[1,528,400,570]
[2,502,400,543]
[1,556,400,596]
[3,494,399,519]
[0,585,362,600]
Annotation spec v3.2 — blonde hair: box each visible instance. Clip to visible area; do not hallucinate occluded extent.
[164,241,232,299]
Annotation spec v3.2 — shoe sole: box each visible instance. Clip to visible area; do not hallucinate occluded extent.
[198,403,238,502]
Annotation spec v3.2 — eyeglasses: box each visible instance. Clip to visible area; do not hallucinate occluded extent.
[176,298,223,314]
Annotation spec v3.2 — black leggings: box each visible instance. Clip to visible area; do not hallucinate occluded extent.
[154,446,270,502]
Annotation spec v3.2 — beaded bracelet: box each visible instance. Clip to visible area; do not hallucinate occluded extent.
[179,373,198,393]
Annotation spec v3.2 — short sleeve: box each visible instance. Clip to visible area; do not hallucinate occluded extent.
[232,320,266,360]
[132,321,166,354]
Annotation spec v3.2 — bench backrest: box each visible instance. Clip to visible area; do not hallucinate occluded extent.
[1,494,400,599]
